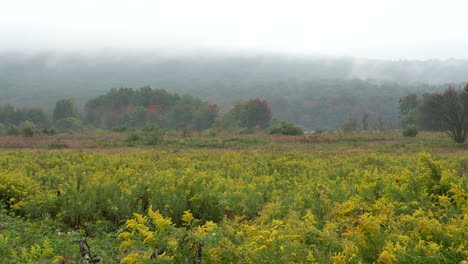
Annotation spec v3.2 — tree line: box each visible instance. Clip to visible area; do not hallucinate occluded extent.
[400,84,468,143]
[0,86,297,136]
[1,53,455,130]
[1,84,466,143]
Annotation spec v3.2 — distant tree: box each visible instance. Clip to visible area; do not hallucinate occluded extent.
[399,94,418,127]
[122,106,148,127]
[193,104,220,131]
[19,121,36,137]
[376,116,387,132]
[0,105,48,127]
[169,104,194,131]
[417,85,468,143]
[23,108,48,126]
[227,99,272,130]
[84,87,215,130]
[362,112,369,131]
[342,118,359,133]
[53,98,80,122]
[54,117,84,134]
[0,105,16,125]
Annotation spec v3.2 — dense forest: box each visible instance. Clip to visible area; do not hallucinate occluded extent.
[85,87,219,130]
[1,52,465,129]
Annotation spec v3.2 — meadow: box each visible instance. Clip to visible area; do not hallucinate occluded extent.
[0,132,467,263]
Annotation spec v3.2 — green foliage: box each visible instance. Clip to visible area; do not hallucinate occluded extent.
[0,207,120,263]
[399,94,418,127]
[6,125,19,135]
[53,117,83,134]
[3,54,462,131]
[270,121,304,135]
[19,121,36,137]
[402,124,418,137]
[342,118,359,133]
[126,123,166,146]
[53,98,80,122]
[0,152,468,263]
[0,105,48,127]
[314,128,325,134]
[416,86,468,143]
[85,87,219,131]
[226,98,272,130]
[0,149,466,263]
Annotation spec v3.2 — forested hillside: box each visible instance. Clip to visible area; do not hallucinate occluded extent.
[1,52,462,129]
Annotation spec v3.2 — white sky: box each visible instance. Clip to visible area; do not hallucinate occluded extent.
[1,0,468,59]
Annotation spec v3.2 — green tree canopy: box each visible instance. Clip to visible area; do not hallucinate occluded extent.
[417,86,468,143]
[53,98,80,122]
[227,99,272,130]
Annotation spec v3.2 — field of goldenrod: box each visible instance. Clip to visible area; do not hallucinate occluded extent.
[0,151,467,263]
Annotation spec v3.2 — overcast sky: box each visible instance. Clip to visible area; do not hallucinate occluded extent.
[1,0,468,59]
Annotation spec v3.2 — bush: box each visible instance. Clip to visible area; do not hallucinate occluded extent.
[54,117,83,134]
[270,121,304,135]
[6,126,19,136]
[19,121,37,137]
[342,118,359,133]
[126,123,165,146]
[402,124,418,137]
[146,130,165,145]
[204,128,217,137]
[236,127,254,135]
[126,133,142,143]
[142,122,160,132]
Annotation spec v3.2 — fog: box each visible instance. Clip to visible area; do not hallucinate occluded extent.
[2,0,468,59]
[2,0,468,130]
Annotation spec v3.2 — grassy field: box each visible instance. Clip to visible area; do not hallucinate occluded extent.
[0,131,465,154]
[0,132,466,263]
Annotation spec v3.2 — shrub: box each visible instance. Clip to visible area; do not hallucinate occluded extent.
[54,117,83,134]
[342,118,359,133]
[402,124,418,137]
[126,123,165,146]
[125,132,140,140]
[19,121,37,137]
[236,127,254,134]
[270,121,304,135]
[6,126,19,136]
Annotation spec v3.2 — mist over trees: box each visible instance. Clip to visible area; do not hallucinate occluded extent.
[0,52,465,130]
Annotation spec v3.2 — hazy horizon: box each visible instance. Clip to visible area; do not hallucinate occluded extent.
[2,0,468,60]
